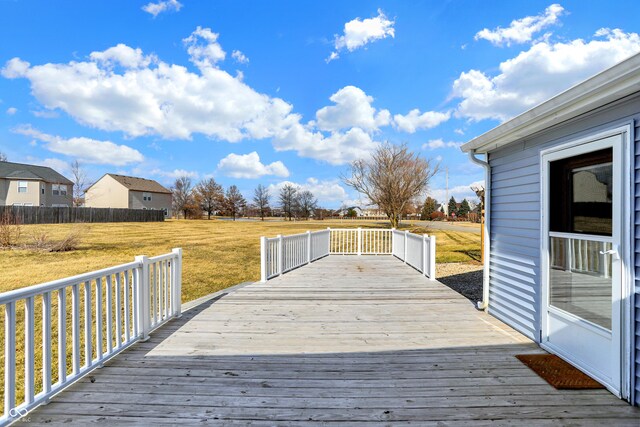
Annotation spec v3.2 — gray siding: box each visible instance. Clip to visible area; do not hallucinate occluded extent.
[487,94,640,405]
[634,115,640,406]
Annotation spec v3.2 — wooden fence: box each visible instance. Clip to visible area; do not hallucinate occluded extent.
[0,206,165,224]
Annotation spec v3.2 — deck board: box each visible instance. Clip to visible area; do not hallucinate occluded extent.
[29,256,638,425]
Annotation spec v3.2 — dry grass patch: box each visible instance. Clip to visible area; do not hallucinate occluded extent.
[1,219,480,301]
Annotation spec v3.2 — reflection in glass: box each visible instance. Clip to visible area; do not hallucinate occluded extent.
[572,162,612,235]
[549,236,612,330]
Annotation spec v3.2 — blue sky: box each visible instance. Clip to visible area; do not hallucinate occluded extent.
[1,1,639,208]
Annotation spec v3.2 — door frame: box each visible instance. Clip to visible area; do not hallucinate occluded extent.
[539,124,632,400]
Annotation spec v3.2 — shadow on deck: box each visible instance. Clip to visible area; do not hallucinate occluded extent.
[29,256,638,425]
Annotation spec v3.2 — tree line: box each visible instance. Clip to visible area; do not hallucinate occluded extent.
[170,177,320,221]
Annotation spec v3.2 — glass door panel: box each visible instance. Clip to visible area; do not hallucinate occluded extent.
[549,236,612,330]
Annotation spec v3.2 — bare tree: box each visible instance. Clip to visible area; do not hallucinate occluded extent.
[253,184,271,221]
[343,142,439,228]
[172,176,193,219]
[70,160,90,207]
[279,184,298,221]
[224,185,246,221]
[0,152,7,162]
[296,190,317,220]
[194,178,224,219]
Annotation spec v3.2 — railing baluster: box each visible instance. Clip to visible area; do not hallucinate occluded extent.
[164,260,169,319]
[151,262,157,324]
[57,290,67,384]
[4,301,16,417]
[24,296,35,404]
[124,270,131,342]
[95,278,103,362]
[115,273,122,348]
[42,292,52,396]
[84,281,92,366]
[105,275,113,353]
[71,284,81,375]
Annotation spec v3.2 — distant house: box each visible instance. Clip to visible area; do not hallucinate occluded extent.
[0,161,73,207]
[85,174,172,217]
[461,53,640,406]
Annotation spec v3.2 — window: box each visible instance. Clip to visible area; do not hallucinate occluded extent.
[143,192,152,201]
[549,148,612,236]
[41,185,45,195]
[52,184,67,196]
[18,181,27,193]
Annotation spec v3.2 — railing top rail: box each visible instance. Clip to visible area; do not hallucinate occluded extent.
[0,260,141,305]
[148,252,178,263]
[327,228,392,232]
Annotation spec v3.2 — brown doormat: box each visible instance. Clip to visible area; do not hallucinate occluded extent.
[516,354,605,390]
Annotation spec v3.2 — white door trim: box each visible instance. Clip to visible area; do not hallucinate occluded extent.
[539,124,632,400]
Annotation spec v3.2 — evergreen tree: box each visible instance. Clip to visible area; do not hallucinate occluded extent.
[447,196,458,218]
[458,198,471,218]
[420,197,437,220]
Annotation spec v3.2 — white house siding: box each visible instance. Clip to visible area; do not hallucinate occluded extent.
[487,94,640,405]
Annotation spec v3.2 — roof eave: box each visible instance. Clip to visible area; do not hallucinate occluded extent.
[460,53,640,154]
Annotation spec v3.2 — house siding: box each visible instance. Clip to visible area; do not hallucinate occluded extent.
[487,94,640,404]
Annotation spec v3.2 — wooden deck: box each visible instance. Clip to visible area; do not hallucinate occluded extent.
[29,256,638,425]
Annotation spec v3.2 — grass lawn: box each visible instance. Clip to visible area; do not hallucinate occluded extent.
[1,219,480,301]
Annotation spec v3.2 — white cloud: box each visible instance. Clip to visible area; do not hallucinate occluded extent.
[142,0,182,17]
[2,33,294,143]
[393,109,450,133]
[13,125,144,166]
[150,168,199,180]
[1,58,30,78]
[30,109,59,119]
[328,9,395,62]
[268,177,353,206]
[454,128,465,135]
[422,139,462,150]
[90,44,155,69]
[429,180,485,205]
[1,30,432,166]
[231,50,249,64]
[273,125,378,166]
[183,26,226,68]
[475,4,565,47]
[217,151,289,179]
[315,86,390,132]
[6,107,17,115]
[453,28,640,122]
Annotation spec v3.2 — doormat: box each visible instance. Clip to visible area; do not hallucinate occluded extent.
[515,354,605,390]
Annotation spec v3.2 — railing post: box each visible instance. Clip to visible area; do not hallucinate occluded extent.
[391,228,395,256]
[357,227,362,256]
[135,255,151,341]
[277,235,284,276]
[306,231,311,264]
[260,237,267,282]
[404,230,409,263]
[423,234,428,276]
[327,227,331,254]
[172,248,182,318]
[429,235,437,279]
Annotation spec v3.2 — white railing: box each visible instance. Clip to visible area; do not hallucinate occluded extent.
[392,229,436,279]
[261,228,436,281]
[0,248,182,426]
